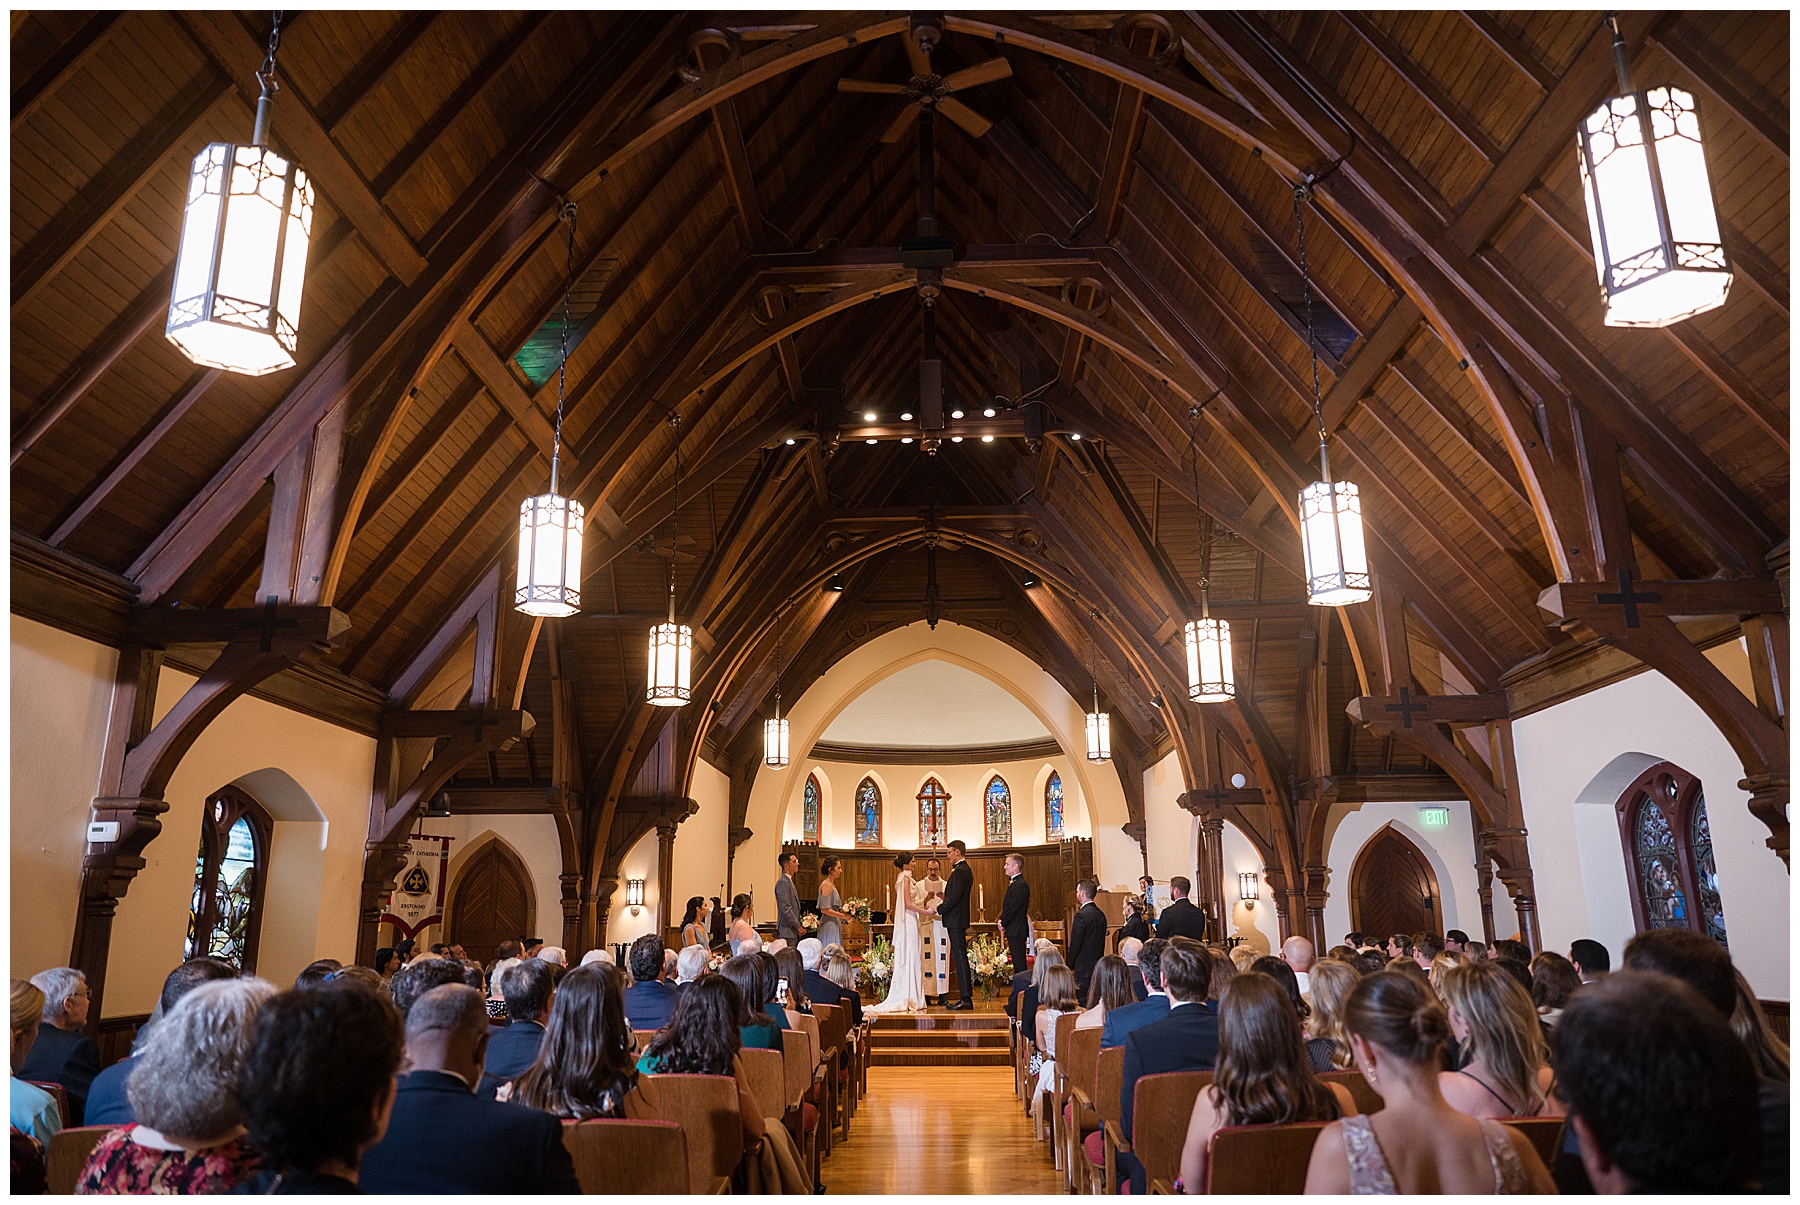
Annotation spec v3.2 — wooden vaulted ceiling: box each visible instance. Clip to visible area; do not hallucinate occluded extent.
[11,12,1788,866]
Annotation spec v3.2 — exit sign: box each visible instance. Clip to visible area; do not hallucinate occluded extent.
[1419,806,1451,828]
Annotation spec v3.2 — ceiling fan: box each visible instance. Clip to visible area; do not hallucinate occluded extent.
[836,15,1012,143]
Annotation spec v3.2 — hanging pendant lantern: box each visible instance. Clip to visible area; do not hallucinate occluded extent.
[515,201,582,616]
[764,713,790,767]
[1185,616,1236,703]
[647,413,692,706]
[1085,610,1110,762]
[168,15,314,376]
[1577,14,1731,327]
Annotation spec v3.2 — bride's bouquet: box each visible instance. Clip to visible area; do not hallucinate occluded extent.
[863,934,895,994]
[844,897,873,923]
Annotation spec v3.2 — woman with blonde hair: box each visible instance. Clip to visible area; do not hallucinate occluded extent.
[1437,959,1559,1119]
[1429,950,1466,1000]
[1229,944,1259,973]
[1030,964,1079,1115]
[11,979,60,1147]
[1304,957,1360,1072]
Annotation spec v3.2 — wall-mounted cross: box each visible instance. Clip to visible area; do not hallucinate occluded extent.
[238,595,299,652]
[1384,686,1428,728]
[1202,785,1228,808]
[1595,568,1661,628]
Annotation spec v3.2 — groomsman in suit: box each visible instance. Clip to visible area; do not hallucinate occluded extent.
[1154,875,1209,942]
[934,841,975,1010]
[1068,878,1106,998]
[1117,939,1219,1194]
[775,852,802,945]
[998,853,1031,976]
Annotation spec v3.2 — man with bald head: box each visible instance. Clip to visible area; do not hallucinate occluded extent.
[360,984,578,1194]
[1280,935,1315,999]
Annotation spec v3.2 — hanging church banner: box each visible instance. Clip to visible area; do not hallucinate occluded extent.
[380,834,453,937]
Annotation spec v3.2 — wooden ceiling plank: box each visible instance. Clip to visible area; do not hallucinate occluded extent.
[1459,13,1557,93]
[318,11,445,132]
[12,79,231,316]
[387,565,501,707]
[355,378,484,533]
[1337,13,1502,162]
[1645,28,1787,161]
[370,12,553,199]
[1318,295,1421,436]
[177,10,428,284]
[11,11,122,130]
[1387,355,1531,508]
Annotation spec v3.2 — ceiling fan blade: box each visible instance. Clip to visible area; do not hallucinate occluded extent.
[879,101,922,144]
[904,30,933,78]
[943,56,1013,92]
[937,96,993,139]
[837,78,909,94]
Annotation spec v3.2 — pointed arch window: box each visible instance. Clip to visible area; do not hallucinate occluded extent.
[855,777,882,847]
[184,786,271,971]
[918,777,950,847]
[1617,761,1728,946]
[984,775,1013,845]
[802,773,821,844]
[1045,771,1065,841]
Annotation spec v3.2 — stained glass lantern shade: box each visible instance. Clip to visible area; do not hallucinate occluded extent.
[1578,85,1731,327]
[1299,479,1372,605]
[516,493,583,616]
[168,143,314,376]
[1185,617,1236,702]
[647,621,692,706]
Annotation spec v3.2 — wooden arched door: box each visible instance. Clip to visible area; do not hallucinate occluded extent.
[446,841,533,966]
[1350,825,1443,939]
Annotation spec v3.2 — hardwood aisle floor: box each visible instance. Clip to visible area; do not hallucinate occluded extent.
[827,1065,1069,1194]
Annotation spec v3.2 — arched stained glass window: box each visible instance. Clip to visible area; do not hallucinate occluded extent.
[1045,771,1065,840]
[918,777,950,847]
[855,777,882,847]
[984,775,1012,845]
[184,787,270,971]
[1617,761,1727,947]
[802,773,821,844]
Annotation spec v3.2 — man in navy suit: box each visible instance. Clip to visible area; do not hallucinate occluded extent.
[85,957,240,1127]
[362,984,579,1194]
[622,934,681,1031]
[1067,877,1107,999]
[1153,876,1209,942]
[798,938,861,1026]
[19,968,100,1126]
[1118,939,1219,1193]
[1100,938,1169,1049]
[478,957,555,1099]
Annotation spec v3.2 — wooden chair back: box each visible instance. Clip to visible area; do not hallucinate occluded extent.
[25,1080,69,1127]
[1502,1116,1564,1169]
[795,1012,823,1068]
[1052,1011,1078,1078]
[1064,1025,1102,1111]
[561,1119,691,1193]
[1205,1122,1330,1194]
[1318,1069,1384,1114]
[737,1047,786,1121]
[1130,1071,1213,1185]
[46,1125,113,1195]
[1094,1045,1126,1124]
[640,1073,744,1185]
[779,1028,812,1109]
[812,1002,846,1057]
[632,1029,660,1051]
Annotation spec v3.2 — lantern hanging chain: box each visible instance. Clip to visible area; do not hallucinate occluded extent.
[550,201,576,497]
[1089,608,1101,714]
[1187,403,1213,618]
[252,12,284,147]
[667,412,681,623]
[1604,11,1635,93]
[1293,183,1330,483]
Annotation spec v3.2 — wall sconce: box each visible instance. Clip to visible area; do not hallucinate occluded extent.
[626,878,646,916]
[1238,871,1259,909]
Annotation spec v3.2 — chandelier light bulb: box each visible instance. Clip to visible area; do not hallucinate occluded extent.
[983,407,996,417]
[981,434,994,443]
[951,435,963,443]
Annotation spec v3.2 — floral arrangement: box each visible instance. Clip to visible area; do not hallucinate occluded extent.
[844,897,873,923]
[969,933,1014,992]
[863,934,895,994]
[800,913,820,935]
[706,952,727,974]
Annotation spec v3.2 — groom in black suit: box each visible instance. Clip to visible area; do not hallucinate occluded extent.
[935,840,975,1010]
[999,852,1031,977]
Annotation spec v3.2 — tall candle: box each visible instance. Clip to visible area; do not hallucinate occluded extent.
[886,885,891,915]
[979,883,985,917]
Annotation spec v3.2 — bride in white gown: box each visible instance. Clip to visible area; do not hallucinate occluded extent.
[867,852,928,1014]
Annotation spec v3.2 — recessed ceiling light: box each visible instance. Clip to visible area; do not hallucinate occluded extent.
[901,437,914,444]
[865,438,877,444]
[863,411,877,422]
[951,409,964,419]
[951,436,963,443]
[983,407,996,418]
[900,412,913,421]
[1069,433,1082,440]
[784,437,795,445]
[981,434,994,443]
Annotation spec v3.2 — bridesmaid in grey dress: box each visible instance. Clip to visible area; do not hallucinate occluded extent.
[816,855,852,947]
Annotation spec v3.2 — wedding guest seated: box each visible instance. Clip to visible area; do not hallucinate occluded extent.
[1004,940,1053,1025]
[1101,938,1169,1050]
[675,945,709,995]
[822,947,859,1000]
[1118,939,1218,1193]
[1444,930,1469,955]
[479,957,555,1099]
[1304,957,1361,1072]
[1552,971,1760,1193]
[1326,944,1359,964]
[332,965,390,997]
[1117,937,1148,1001]
[389,956,472,1019]
[538,946,568,968]
[623,934,681,1032]
[1252,955,1311,1025]
[86,957,239,1127]
[1077,956,1134,1031]
[773,946,813,1022]
[578,947,613,968]
[1017,945,1064,1049]
[661,948,680,984]
[235,982,406,1193]
[1428,950,1465,1001]
[1207,946,1238,1004]
[1413,933,1445,972]
[1568,938,1608,984]
[1302,971,1554,1193]
[76,979,274,1194]
[1529,951,1583,1029]
[1031,965,1080,1114]
[501,964,641,1122]
[10,982,60,1148]
[19,968,99,1126]
[800,938,860,1025]
[1228,945,1259,973]
[719,955,785,1049]
[1176,972,1356,1192]
[362,985,579,1194]
[294,959,341,989]
[1730,967,1789,1083]
[1438,959,1559,1119]
[637,976,767,1146]
[1281,936,1317,998]
[754,951,797,1027]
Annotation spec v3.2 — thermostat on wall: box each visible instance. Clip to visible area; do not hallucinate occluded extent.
[1419,806,1450,828]
[87,821,120,843]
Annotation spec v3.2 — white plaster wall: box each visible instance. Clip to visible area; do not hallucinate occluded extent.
[1512,644,1789,999]
[795,755,1082,850]
[1320,801,1482,947]
[608,827,662,946]
[1223,821,1278,955]
[11,617,118,979]
[671,757,730,917]
[420,814,566,952]
[1143,751,1190,888]
[739,622,1133,912]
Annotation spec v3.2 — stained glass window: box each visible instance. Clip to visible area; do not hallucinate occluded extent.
[855,777,882,847]
[1689,794,1729,947]
[184,788,269,972]
[918,777,950,847]
[802,774,821,844]
[1633,798,1688,929]
[1045,772,1064,840]
[984,775,1012,845]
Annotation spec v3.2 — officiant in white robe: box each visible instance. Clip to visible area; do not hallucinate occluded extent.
[918,860,951,1004]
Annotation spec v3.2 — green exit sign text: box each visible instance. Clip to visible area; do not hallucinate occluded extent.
[1419,806,1451,828]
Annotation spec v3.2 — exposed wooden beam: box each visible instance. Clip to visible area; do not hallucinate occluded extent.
[1386,356,1531,509]
[1092,79,1147,239]
[711,97,763,246]
[1645,27,1787,161]
[452,325,563,461]
[1538,576,1785,627]
[11,11,121,129]
[1347,691,1511,729]
[1338,13,1502,162]
[1459,13,1557,92]
[1317,296,1420,436]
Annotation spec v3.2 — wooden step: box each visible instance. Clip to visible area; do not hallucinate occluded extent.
[869,1014,1011,1031]
[869,1030,1011,1049]
[870,1046,1013,1067]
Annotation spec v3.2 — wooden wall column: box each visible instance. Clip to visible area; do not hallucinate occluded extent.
[1196,816,1226,934]
[655,816,682,937]
[1475,855,1497,945]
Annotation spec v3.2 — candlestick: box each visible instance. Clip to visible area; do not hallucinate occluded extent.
[979,882,985,918]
